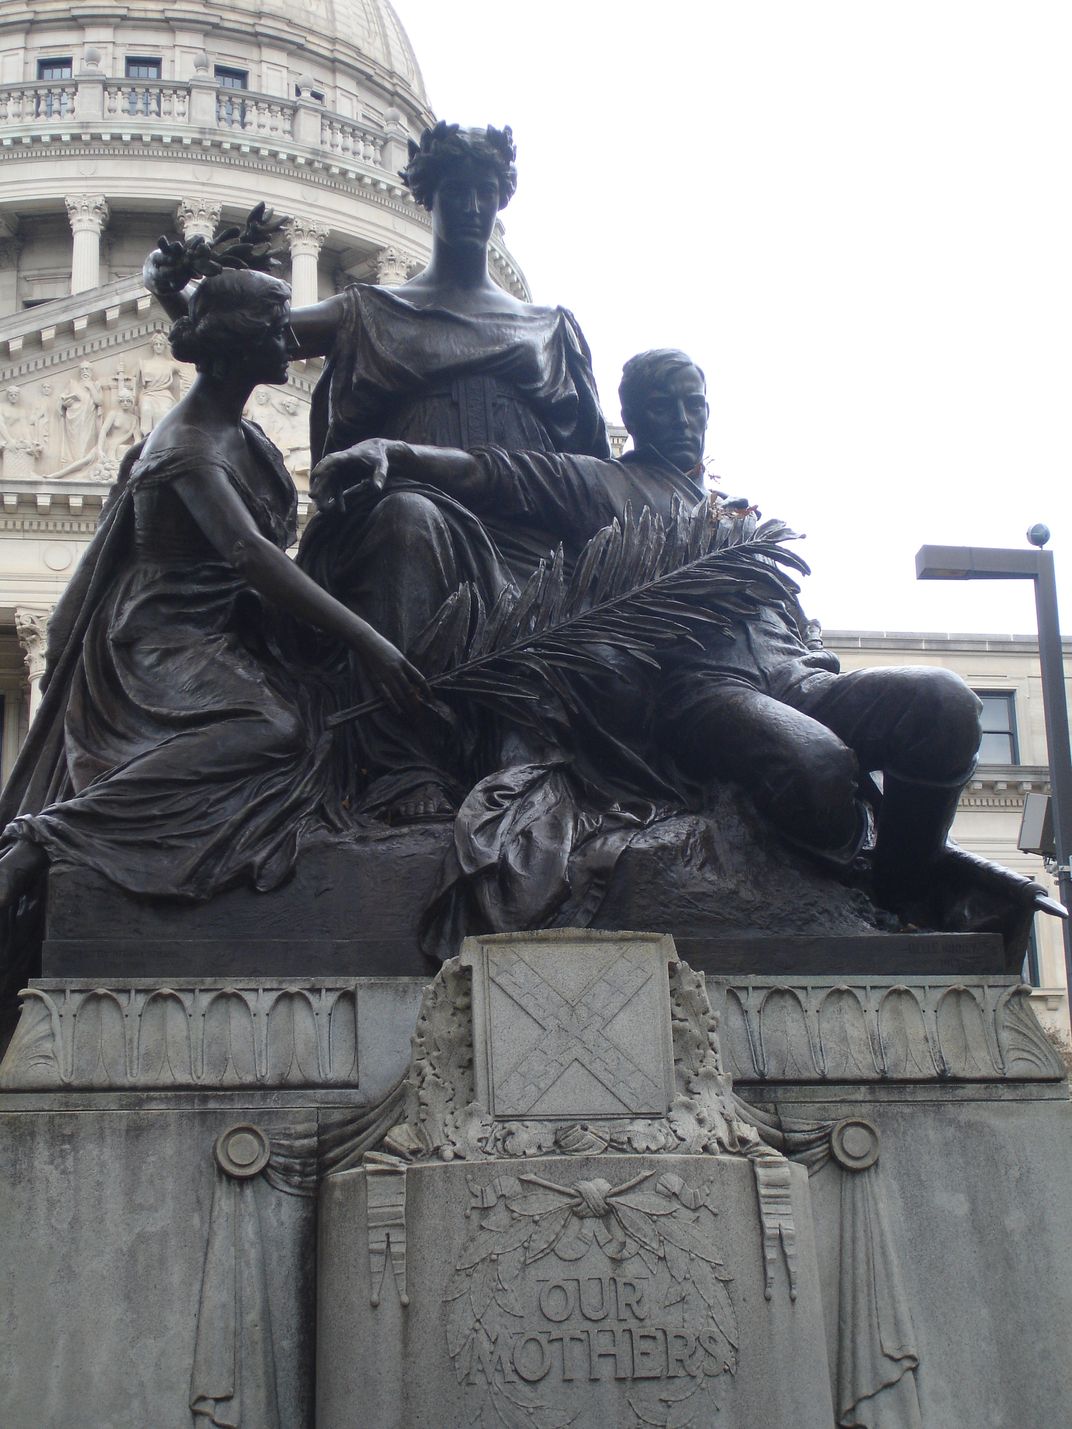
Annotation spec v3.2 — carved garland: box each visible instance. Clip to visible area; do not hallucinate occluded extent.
[449,1168,738,1429]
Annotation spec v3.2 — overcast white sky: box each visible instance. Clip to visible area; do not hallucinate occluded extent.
[394,0,1071,635]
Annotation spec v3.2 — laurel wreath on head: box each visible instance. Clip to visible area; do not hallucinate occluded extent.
[447,1168,739,1429]
[186,202,289,277]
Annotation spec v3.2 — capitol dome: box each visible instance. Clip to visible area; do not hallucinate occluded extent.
[211,0,428,99]
[0,0,528,767]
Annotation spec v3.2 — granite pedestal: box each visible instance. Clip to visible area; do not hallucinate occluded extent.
[1,933,1069,1428]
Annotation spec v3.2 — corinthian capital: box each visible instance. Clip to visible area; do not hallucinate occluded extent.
[175,197,222,242]
[374,245,419,285]
[64,194,109,235]
[285,217,330,259]
[15,605,50,682]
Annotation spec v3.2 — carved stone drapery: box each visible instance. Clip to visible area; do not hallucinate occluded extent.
[285,216,330,308]
[64,194,109,293]
[175,197,222,242]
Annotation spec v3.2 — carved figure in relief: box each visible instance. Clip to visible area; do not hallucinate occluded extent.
[135,331,181,436]
[31,381,54,470]
[0,386,41,478]
[246,388,311,477]
[98,389,140,466]
[59,362,103,463]
[0,269,425,912]
[49,387,140,480]
[279,395,312,476]
[319,350,1062,951]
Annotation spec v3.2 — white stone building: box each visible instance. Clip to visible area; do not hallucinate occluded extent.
[0,0,1066,1036]
[826,629,1071,1034]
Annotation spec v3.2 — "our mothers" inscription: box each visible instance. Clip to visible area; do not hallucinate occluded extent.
[447,1170,738,1427]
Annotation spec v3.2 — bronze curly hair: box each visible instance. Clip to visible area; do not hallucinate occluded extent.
[400,122,517,211]
[169,270,291,373]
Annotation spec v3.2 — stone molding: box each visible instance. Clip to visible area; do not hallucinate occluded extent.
[0,141,524,295]
[0,978,361,1090]
[0,496,106,532]
[3,970,1061,1093]
[488,246,528,300]
[711,974,1065,1084]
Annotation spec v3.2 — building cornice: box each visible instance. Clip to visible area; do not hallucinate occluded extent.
[958,764,1050,810]
[0,135,528,298]
[825,629,1072,656]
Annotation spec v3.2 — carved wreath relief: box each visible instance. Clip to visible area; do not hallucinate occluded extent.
[449,1167,737,1429]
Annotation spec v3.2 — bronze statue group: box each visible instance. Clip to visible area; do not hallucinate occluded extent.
[0,123,1061,966]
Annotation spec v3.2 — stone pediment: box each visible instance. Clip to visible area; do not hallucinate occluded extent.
[0,289,319,506]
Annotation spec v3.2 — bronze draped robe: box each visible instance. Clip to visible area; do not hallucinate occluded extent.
[0,423,332,900]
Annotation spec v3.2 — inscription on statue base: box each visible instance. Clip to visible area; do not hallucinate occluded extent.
[317,1155,836,1429]
[450,1165,736,1425]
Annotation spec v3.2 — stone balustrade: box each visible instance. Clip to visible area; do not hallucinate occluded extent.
[105,80,191,122]
[320,113,384,164]
[0,73,393,174]
[216,87,295,139]
[0,80,78,123]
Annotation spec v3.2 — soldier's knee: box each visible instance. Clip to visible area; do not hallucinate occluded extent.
[898,668,982,779]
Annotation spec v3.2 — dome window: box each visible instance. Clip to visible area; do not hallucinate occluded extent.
[215,66,249,126]
[125,58,162,81]
[37,58,72,81]
[35,58,73,118]
[215,66,249,90]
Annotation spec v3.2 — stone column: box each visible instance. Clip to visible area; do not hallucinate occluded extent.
[175,198,222,243]
[15,606,50,721]
[374,245,418,286]
[286,218,330,308]
[64,195,109,294]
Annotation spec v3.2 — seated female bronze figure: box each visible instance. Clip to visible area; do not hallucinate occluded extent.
[0,268,424,909]
[144,124,611,824]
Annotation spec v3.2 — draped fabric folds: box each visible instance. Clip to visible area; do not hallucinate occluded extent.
[735,1096,923,1428]
[0,424,333,902]
[188,1081,408,1427]
[190,1172,280,1429]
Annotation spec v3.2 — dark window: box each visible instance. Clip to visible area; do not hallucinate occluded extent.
[35,59,73,116]
[125,57,161,81]
[974,691,1018,765]
[1023,923,1041,986]
[215,66,249,90]
[37,58,72,81]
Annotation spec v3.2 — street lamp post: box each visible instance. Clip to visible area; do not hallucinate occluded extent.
[916,529,1072,1015]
